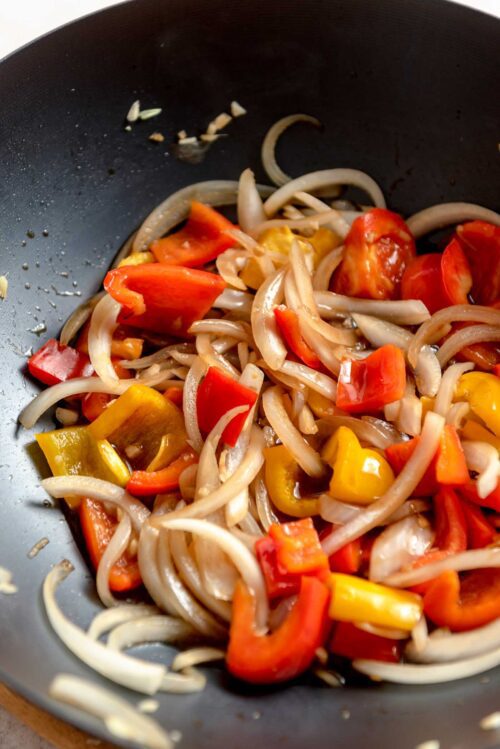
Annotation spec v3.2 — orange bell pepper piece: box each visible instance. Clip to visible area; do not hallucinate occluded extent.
[126,448,198,497]
[435,425,469,486]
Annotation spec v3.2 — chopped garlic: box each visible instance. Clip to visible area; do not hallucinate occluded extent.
[178,137,199,145]
[206,112,232,135]
[0,566,17,595]
[126,100,141,123]
[139,108,162,121]
[230,100,247,117]
[55,407,79,426]
[138,699,159,714]
[149,132,165,143]
[177,130,187,140]
[27,537,50,559]
[200,133,224,143]
[0,275,7,300]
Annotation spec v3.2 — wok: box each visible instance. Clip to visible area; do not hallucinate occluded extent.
[0,0,499,747]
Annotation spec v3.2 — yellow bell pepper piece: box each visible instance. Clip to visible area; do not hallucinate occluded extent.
[420,396,435,420]
[455,372,500,436]
[117,251,155,268]
[328,573,423,631]
[322,426,394,505]
[308,227,342,261]
[461,420,500,452]
[240,257,265,290]
[308,390,336,417]
[36,427,130,507]
[146,432,188,472]
[89,384,186,470]
[263,444,320,517]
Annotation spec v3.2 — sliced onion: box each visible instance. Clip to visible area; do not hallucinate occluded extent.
[97,514,133,608]
[237,168,266,231]
[264,169,386,217]
[120,343,193,370]
[353,646,500,684]
[319,495,430,527]
[59,291,105,346]
[183,357,206,453]
[355,622,410,640]
[172,646,225,671]
[216,249,248,291]
[410,615,429,655]
[189,319,251,342]
[446,402,470,429]
[254,477,279,531]
[107,615,193,651]
[295,192,351,238]
[434,362,474,416]
[278,360,337,400]
[321,412,444,555]
[250,267,287,370]
[298,403,318,435]
[19,377,129,429]
[261,114,321,186]
[312,246,345,291]
[408,305,500,368]
[317,414,402,450]
[88,294,122,386]
[407,203,500,239]
[369,515,434,582]
[406,618,500,664]
[397,394,422,437]
[44,562,166,694]
[133,181,273,252]
[385,547,500,588]
[263,386,325,477]
[462,441,500,498]
[251,209,352,238]
[214,288,254,315]
[315,292,430,326]
[49,674,172,749]
[196,333,239,378]
[157,518,268,631]
[88,605,159,640]
[437,325,500,367]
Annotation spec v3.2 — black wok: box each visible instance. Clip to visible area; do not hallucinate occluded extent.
[0,0,499,746]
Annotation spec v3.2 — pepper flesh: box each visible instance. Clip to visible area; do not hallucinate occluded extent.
[274,306,322,370]
[322,426,394,505]
[263,444,321,517]
[226,576,330,684]
[329,621,402,663]
[336,344,406,414]
[455,372,500,436]
[126,448,198,497]
[328,573,423,630]
[423,568,500,632]
[461,500,496,549]
[197,367,257,447]
[28,338,93,386]
[435,425,469,486]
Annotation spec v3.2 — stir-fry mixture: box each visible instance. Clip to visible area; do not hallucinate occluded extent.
[19,120,500,693]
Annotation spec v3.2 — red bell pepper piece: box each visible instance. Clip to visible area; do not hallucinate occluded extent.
[226,576,330,683]
[327,536,362,574]
[401,254,451,314]
[255,536,302,600]
[196,366,257,447]
[126,448,198,497]
[457,221,500,305]
[336,344,406,414]
[433,487,468,554]
[435,425,469,486]
[28,338,94,386]
[329,621,402,663]
[457,480,500,512]
[440,322,500,371]
[79,498,141,592]
[273,307,322,370]
[163,386,184,408]
[440,237,473,305]
[461,500,496,549]
[385,437,438,496]
[269,518,329,576]
[82,359,133,422]
[494,364,500,378]
[424,568,500,632]
[150,202,236,267]
[104,264,226,337]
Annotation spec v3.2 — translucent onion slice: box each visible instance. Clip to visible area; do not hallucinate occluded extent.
[264,169,386,217]
[278,360,337,400]
[263,386,325,477]
[59,291,105,346]
[397,394,422,437]
[87,605,159,640]
[171,646,225,671]
[445,402,470,429]
[317,414,402,450]
[261,114,321,186]
[88,293,122,386]
[295,191,350,238]
[437,325,500,367]
[355,622,410,640]
[44,561,166,694]
[97,514,133,608]
[385,547,500,588]
[216,249,248,291]
[137,526,179,617]
[408,305,500,368]
[462,441,500,499]
[406,618,500,664]
[196,333,239,378]
[237,168,267,231]
[315,292,430,325]
[189,319,251,342]
[157,518,268,632]
[251,209,351,238]
[133,180,273,252]
[321,412,444,555]
[183,357,206,453]
[353,646,500,684]
[214,289,254,315]
[406,202,500,239]
[250,267,287,370]
[255,476,279,531]
[319,495,430,526]
[434,362,474,416]
[369,515,434,582]
[107,615,194,651]
[19,377,129,429]
[312,246,345,291]
[49,674,172,749]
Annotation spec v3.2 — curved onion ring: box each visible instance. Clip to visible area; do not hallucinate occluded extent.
[436,325,500,367]
[261,114,321,186]
[406,202,500,239]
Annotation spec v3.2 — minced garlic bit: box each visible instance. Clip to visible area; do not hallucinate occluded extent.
[200,133,225,143]
[149,132,165,143]
[126,100,141,123]
[415,741,440,749]
[125,444,142,459]
[206,112,232,135]
[55,407,79,426]
[0,566,18,595]
[230,100,247,117]
[27,537,50,559]
[138,699,160,714]
[0,275,7,300]
[139,108,162,121]
[479,712,500,731]
[178,137,199,146]
[177,130,187,140]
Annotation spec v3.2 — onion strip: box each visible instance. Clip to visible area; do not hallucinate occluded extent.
[261,114,321,186]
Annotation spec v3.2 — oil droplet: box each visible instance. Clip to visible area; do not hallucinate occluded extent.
[25,282,31,289]
[22,263,29,270]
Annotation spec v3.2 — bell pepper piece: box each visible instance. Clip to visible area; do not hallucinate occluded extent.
[329,621,402,663]
[196,367,257,447]
[81,359,133,422]
[323,426,394,504]
[441,322,500,371]
[455,372,500,436]
[263,444,322,517]
[423,568,500,632]
[77,322,143,361]
[401,254,451,314]
[226,576,330,684]
[440,237,473,305]
[435,425,469,486]
[328,573,423,631]
[461,500,496,549]
[336,344,406,413]
[324,531,362,574]
[255,536,302,600]
[80,498,141,592]
[494,364,500,378]
[433,487,468,554]
[458,480,500,512]
[36,427,130,495]
[28,338,94,386]
[104,263,226,337]
[456,221,500,306]
[273,306,322,370]
[151,202,236,267]
[269,518,329,576]
[461,420,500,451]
[89,384,187,470]
[385,436,438,496]
[163,386,184,408]
[126,448,198,497]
